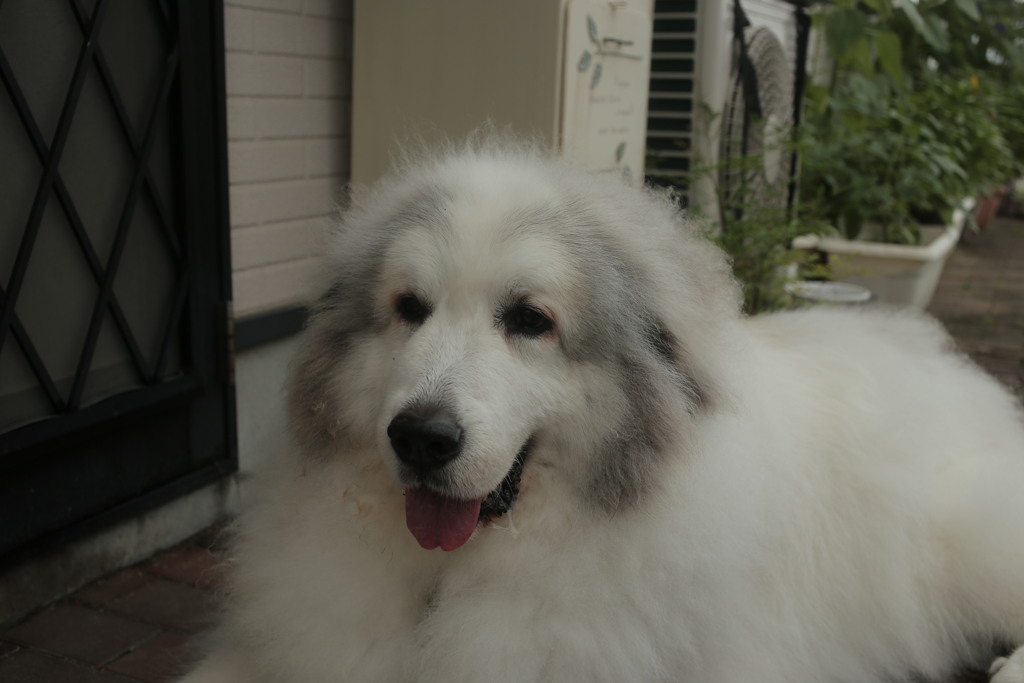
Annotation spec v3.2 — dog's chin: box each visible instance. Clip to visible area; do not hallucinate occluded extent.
[401,439,532,551]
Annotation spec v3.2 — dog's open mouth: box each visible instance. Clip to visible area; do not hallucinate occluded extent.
[403,440,530,551]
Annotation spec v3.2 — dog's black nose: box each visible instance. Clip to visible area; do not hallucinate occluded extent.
[387,408,463,474]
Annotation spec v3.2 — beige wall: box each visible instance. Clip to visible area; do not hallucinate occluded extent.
[224,0,353,318]
[351,0,567,185]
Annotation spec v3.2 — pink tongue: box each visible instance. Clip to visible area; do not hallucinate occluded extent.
[404,488,482,551]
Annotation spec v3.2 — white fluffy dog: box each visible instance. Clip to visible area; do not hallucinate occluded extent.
[182,141,1024,682]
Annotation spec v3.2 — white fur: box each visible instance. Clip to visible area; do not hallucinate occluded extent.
[181,146,1024,683]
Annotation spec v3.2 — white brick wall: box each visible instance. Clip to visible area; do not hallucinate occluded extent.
[224,0,352,317]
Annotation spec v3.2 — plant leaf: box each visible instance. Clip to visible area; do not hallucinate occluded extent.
[851,35,874,73]
[824,7,868,58]
[587,15,599,43]
[862,0,895,20]
[952,0,980,21]
[875,30,902,82]
[590,62,603,89]
[923,13,950,53]
[896,0,945,51]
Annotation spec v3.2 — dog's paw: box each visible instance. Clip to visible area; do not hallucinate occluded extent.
[990,646,1024,683]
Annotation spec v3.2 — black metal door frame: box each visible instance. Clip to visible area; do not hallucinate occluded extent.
[0,0,235,568]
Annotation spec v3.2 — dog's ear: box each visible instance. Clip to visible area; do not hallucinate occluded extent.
[642,317,710,413]
[287,246,391,457]
[590,317,701,514]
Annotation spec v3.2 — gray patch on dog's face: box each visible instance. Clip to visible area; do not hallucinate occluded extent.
[644,318,676,365]
[287,185,454,454]
[496,197,701,514]
[582,345,678,514]
[590,349,684,513]
[512,206,702,513]
[287,278,380,454]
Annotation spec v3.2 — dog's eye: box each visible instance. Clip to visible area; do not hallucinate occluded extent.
[395,293,431,325]
[503,301,553,337]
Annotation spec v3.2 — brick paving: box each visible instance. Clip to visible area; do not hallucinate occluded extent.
[928,216,1024,397]
[0,218,1021,683]
[0,527,228,682]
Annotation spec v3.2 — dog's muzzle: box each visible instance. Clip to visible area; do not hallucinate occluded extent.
[388,405,531,551]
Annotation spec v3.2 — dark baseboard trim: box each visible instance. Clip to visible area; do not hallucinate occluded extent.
[234,305,309,351]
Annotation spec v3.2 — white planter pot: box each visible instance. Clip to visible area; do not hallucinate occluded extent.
[792,208,967,309]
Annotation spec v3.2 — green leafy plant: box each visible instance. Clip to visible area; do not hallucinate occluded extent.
[711,197,826,314]
[799,0,1023,244]
[799,69,1013,243]
[649,115,827,315]
[649,0,1023,306]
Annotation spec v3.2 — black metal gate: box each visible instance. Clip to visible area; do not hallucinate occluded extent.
[0,0,235,566]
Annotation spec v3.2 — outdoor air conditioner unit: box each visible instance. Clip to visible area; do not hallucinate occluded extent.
[645,0,806,224]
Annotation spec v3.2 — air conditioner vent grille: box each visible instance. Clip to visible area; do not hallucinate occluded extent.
[645,0,699,194]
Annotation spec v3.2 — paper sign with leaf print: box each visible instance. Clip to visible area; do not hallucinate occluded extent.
[562,0,653,184]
